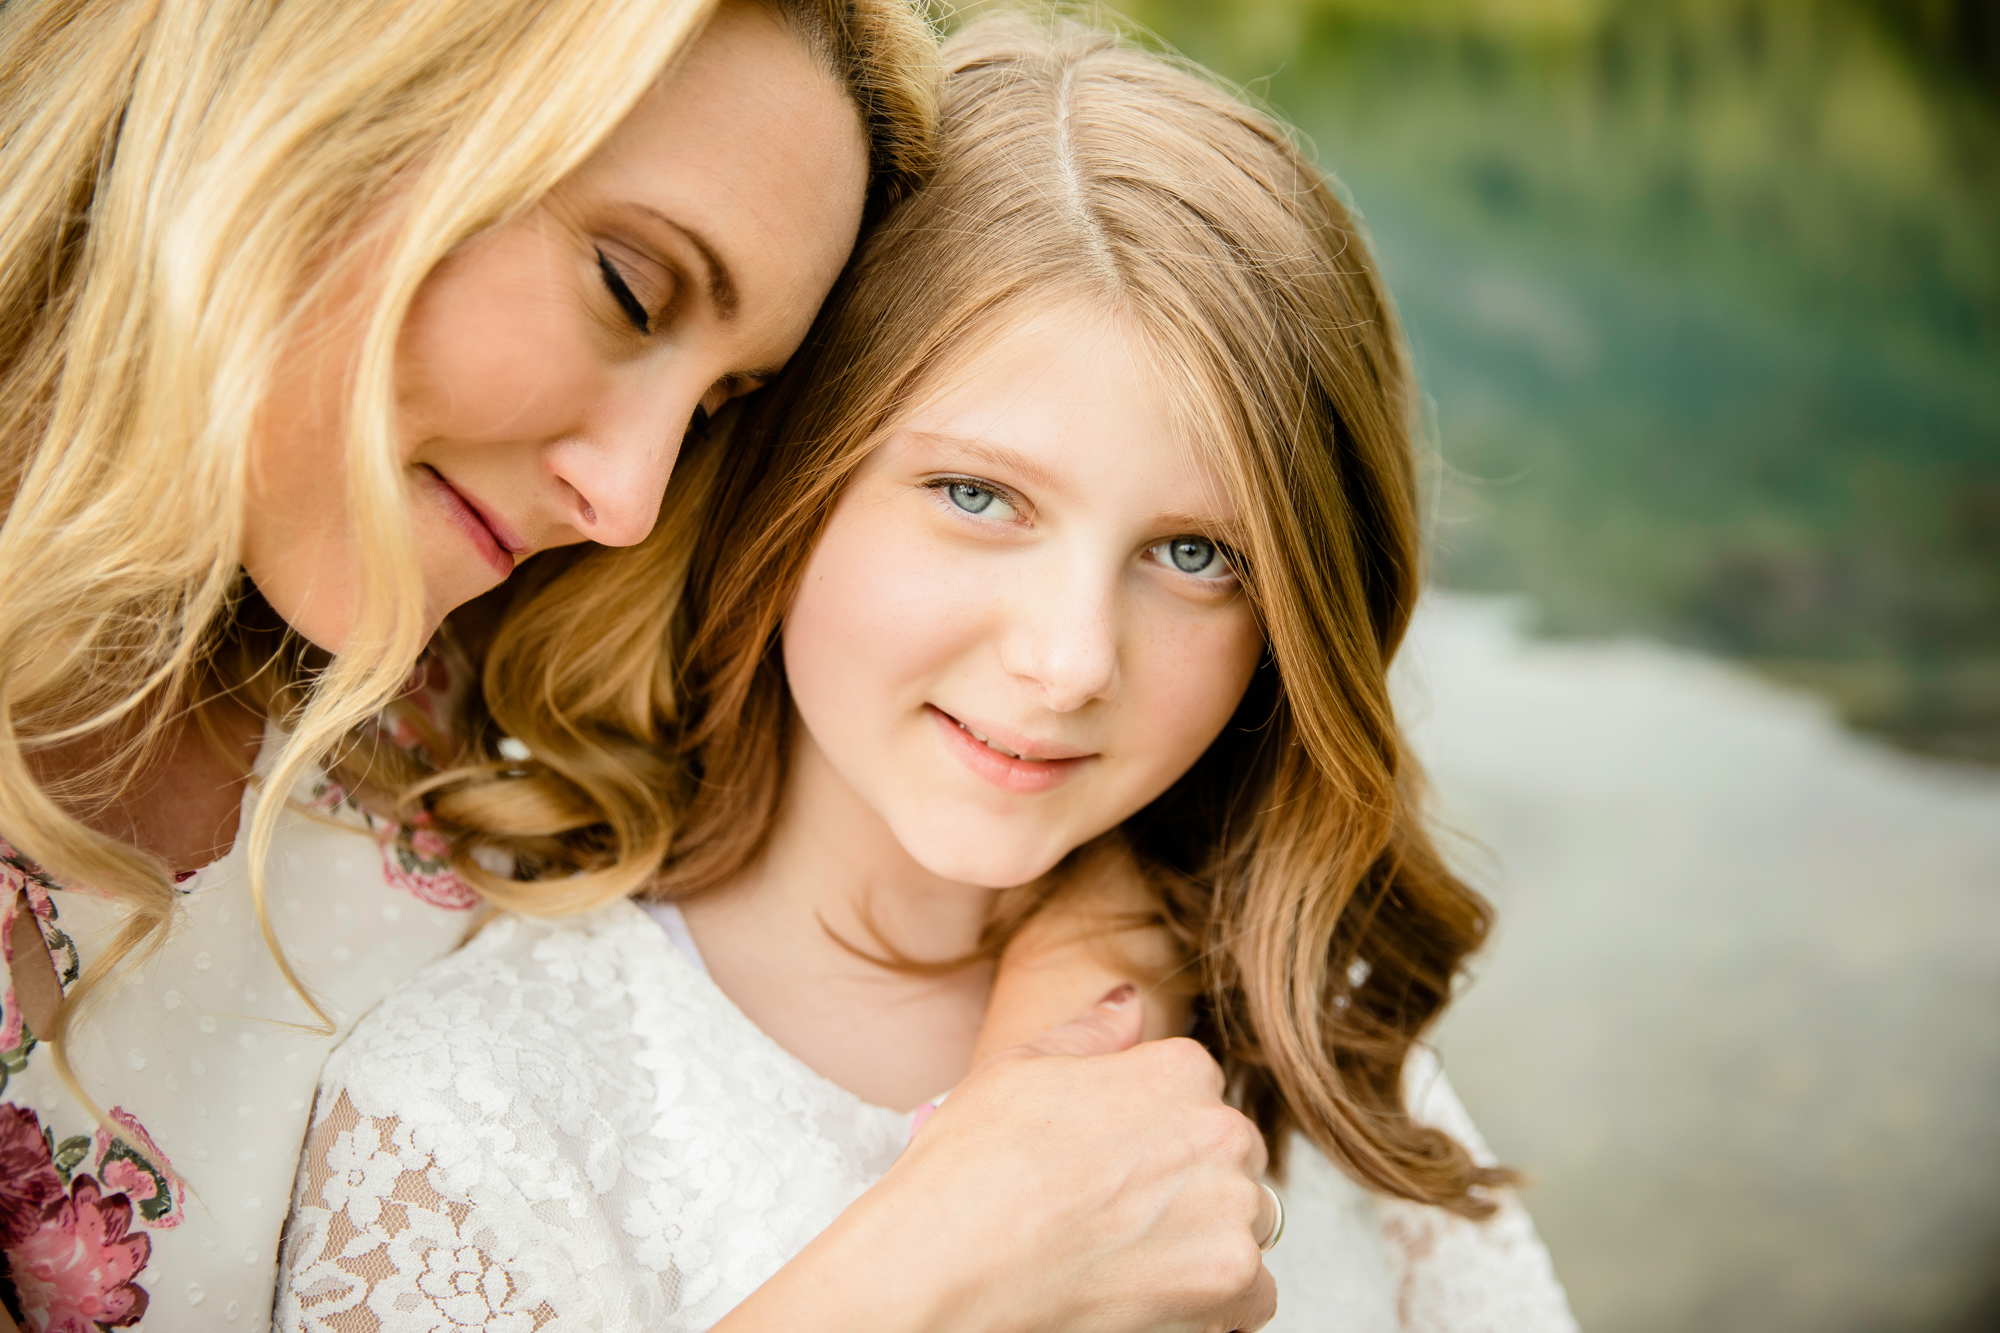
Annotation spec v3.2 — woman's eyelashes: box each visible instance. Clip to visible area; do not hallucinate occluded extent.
[595,247,656,334]
[1147,536,1235,582]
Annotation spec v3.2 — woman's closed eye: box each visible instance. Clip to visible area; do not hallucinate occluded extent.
[595,247,661,334]
[1148,536,1235,582]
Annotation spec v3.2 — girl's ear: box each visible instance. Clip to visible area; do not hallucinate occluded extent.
[974,838,1194,1063]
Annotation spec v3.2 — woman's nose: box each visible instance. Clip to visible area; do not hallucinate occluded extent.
[543,384,705,547]
[999,559,1121,712]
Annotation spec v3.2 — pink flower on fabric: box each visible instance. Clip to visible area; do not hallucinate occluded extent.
[409,827,453,862]
[375,809,479,911]
[91,1108,183,1229]
[94,1160,153,1208]
[0,1106,65,1248]
[1,908,25,1055]
[6,1174,152,1331]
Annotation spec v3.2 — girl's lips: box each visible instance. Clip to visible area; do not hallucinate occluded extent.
[927,705,1091,794]
[420,465,520,579]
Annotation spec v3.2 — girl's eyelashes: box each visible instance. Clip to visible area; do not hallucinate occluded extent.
[595,247,652,335]
[1148,536,1236,582]
[928,477,1021,523]
[925,475,1239,584]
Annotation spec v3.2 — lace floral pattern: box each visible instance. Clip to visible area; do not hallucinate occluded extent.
[278,902,911,1333]
[281,901,1578,1333]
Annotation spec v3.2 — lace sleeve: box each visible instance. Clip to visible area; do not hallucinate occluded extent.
[1376,1053,1580,1332]
[278,1090,564,1332]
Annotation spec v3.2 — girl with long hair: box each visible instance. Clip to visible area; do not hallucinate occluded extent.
[283,14,1576,1329]
[0,2,1275,1328]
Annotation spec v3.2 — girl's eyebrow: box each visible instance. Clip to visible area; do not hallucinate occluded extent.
[906,432,1066,493]
[1155,511,1249,549]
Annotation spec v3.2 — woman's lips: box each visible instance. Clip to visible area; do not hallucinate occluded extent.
[927,705,1091,794]
[420,465,522,579]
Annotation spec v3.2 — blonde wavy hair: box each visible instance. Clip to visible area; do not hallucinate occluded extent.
[429,13,1509,1217]
[0,0,936,1102]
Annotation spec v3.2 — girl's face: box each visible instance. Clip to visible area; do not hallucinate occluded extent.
[782,304,1266,888]
[245,2,869,649]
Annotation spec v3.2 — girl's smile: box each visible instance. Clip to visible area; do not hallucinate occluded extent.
[780,300,1266,890]
[927,704,1094,793]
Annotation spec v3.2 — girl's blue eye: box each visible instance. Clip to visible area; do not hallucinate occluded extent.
[1150,536,1233,581]
[1169,538,1216,572]
[947,482,995,514]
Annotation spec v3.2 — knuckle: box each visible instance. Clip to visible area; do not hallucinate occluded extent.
[1194,1104,1259,1161]
[1195,1239,1266,1317]
[1226,1238,1266,1291]
[1152,1036,1221,1083]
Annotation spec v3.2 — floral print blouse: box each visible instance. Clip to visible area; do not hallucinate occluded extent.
[1,730,476,1332]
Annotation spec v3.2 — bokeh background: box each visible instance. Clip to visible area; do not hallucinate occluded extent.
[1038,1,2000,1328]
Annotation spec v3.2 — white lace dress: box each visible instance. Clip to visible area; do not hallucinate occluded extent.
[276,900,1578,1332]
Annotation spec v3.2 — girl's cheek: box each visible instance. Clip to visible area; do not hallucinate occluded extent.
[1128,606,1262,774]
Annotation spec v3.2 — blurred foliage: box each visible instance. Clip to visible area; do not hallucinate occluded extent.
[1101,0,2000,762]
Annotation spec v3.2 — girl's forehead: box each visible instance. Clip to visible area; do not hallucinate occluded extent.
[871,301,1243,526]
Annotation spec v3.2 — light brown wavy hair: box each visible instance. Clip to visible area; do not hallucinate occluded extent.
[0,0,935,1108]
[434,13,1509,1216]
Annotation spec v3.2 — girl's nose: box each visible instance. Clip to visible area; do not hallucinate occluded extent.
[543,386,705,548]
[1000,560,1121,712]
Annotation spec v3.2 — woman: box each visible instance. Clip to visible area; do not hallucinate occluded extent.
[282,14,1574,1329]
[0,2,1273,1329]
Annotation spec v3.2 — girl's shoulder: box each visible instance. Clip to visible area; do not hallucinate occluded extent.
[1375,1052,1581,1333]
[319,901,661,1094]
[288,901,911,1330]
[1257,1053,1578,1333]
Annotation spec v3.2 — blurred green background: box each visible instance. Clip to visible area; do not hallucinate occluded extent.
[1111,0,2000,763]
[1014,2,2000,1330]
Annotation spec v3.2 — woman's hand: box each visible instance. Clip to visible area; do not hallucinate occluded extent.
[718,987,1278,1333]
[973,835,1196,1062]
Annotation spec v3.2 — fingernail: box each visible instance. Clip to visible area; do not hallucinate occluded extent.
[1098,983,1137,1008]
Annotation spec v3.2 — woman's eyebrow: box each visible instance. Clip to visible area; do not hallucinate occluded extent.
[626,203,738,320]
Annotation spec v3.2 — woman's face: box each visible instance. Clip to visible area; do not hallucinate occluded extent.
[246,3,869,649]
[782,304,1267,889]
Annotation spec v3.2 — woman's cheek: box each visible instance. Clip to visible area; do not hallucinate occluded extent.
[397,230,596,449]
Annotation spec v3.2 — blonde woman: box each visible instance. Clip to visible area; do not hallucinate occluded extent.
[0,2,1278,1329]
[281,15,1576,1331]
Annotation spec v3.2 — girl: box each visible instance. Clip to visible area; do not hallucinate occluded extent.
[282,14,1576,1330]
[0,2,1267,1328]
